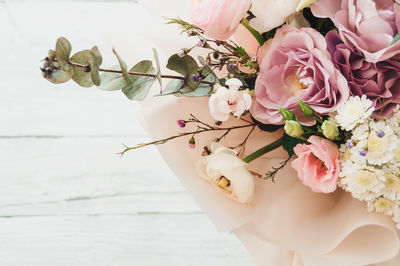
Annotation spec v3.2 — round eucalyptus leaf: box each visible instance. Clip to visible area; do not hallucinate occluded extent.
[55,37,72,71]
[98,66,127,91]
[122,60,156,101]
[71,50,94,88]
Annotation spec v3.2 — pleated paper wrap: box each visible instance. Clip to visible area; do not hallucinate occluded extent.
[104,2,400,265]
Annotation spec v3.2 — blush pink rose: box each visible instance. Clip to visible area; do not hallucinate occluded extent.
[292,136,340,193]
[311,0,400,63]
[250,25,349,125]
[190,0,252,40]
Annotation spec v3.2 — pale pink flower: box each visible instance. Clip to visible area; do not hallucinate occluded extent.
[190,0,252,40]
[292,136,340,193]
[209,78,252,121]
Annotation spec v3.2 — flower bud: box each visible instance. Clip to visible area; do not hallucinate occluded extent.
[279,108,296,121]
[297,100,315,117]
[284,120,304,138]
[188,137,196,149]
[321,121,339,140]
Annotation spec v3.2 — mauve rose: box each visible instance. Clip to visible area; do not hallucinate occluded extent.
[311,0,400,63]
[292,136,340,193]
[190,0,252,40]
[326,30,400,118]
[250,25,349,125]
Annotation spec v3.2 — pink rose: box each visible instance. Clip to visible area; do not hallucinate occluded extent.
[292,136,340,193]
[250,25,349,125]
[190,0,252,40]
[311,0,400,63]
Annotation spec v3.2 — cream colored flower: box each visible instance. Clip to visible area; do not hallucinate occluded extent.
[374,198,393,215]
[196,142,255,203]
[208,78,252,121]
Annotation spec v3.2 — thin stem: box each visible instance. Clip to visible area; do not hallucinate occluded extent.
[243,136,283,163]
[68,61,215,86]
[120,123,255,156]
[241,18,265,47]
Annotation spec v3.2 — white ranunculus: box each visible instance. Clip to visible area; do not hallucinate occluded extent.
[196,142,256,203]
[249,0,301,33]
[208,78,252,121]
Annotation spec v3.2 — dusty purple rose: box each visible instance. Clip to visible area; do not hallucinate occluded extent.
[326,30,400,118]
[250,25,349,125]
[312,0,400,63]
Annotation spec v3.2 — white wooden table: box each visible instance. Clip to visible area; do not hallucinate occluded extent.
[0,1,254,265]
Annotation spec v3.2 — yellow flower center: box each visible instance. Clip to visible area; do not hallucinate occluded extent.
[285,72,307,97]
[353,170,376,187]
[374,198,392,213]
[385,174,400,191]
[395,147,400,162]
[368,132,385,152]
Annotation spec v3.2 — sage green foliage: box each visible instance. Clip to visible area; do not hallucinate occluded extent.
[71,50,95,87]
[122,60,156,101]
[166,54,200,91]
[55,37,72,71]
[90,46,103,86]
[153,48,162,88]
[112,48,131,84]
[43,49,74,84]
[162,72,216,97]
[98,66,127,91]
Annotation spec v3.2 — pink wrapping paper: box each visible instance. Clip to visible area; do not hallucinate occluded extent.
[104,3,400,265]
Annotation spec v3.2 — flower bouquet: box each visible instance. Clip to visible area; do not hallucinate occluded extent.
[41,0,400,264]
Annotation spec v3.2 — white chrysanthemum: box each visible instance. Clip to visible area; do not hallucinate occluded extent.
[351,123,369,141]
[387,105,400,135]
[364,121,399,165]
[335,95,374,131]
[371,198,393,216]
[340,168,384,201]
[382,172,400,201]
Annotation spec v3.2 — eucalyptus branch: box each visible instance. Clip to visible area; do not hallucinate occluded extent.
[68,61,215,86]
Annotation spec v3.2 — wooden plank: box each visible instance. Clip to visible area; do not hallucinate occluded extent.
[0,215,253,266]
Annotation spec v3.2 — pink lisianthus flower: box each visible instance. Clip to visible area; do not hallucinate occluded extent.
[190,0,252,40]
[311,0,400,63]
[292,136,340,193]
[250,25,349,125]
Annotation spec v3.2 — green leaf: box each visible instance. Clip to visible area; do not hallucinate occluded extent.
[122,60,156,101]
[71,50,94,87]
[198,56,219,82]
[42,49,73,84]
[55,37,72,71]
[153,48,162,89]
[166,54,201,91]
[389,33,400,47]
[166,54,199,77]
[90,46,102,86]
[160,79,184,95]
[98,66,127,91]
[178,73,215,97]
[235,46,249,58]
[112,48,131,85]
[282,133,305,156]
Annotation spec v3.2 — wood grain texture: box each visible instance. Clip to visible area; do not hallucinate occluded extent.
[0,1,254,265]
